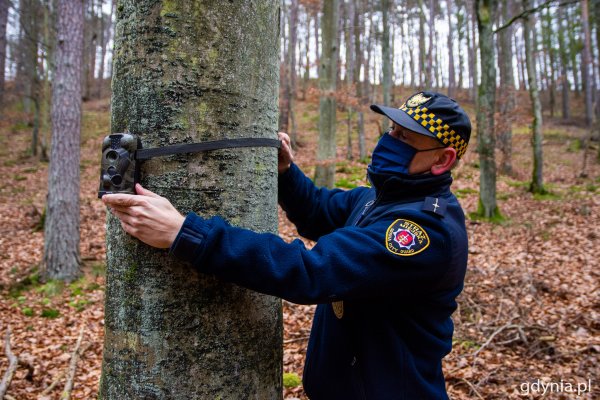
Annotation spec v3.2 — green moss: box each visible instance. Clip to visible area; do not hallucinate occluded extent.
[283,372,302,388]
[41,308,60,319]
[69,299,92,312]
[123,263,138,283]
[335,178,358,189]
[469,198,505,224]
[8,270,40,298]
[22,307,34,317]
[506,179,529,188]
[532,191,561,201]
[454,188,478,198]
[566,139,582,152]
[36,280,65,297]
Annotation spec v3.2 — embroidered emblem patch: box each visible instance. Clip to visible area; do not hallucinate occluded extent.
[385,219,430,256]
[332,301,344,319]
[405,93,431,108]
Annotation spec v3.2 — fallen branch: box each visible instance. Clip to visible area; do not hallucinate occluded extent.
[472,319,520,362]
[460,378,486,400]
[0,326,19,400]
[60,327,86,400]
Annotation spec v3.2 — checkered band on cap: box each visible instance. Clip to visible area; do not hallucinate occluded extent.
[399,104,469,158]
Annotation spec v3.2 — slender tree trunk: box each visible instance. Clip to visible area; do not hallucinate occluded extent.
[447,0,456,98]
[381,0,391,105]
[523,0,545,194]
[302,8,310,101]
[497,0,515,176]
[314,10,319,63]
[345,0,354,160]
[580,0,594,175]
[43,0,83,282]
[567,5,580,94]
[456,0,465,90]
[0,0,9,106]
[557,5,571,119]
[96,0,110,99]
[476,0,500,219]
[470,0,478,101]
[315,0,339,188]
[99,1,282,398]
[279,1,289,133]
[353,0,366,160]
[288,0,299,148]
[418,0,426,87]
[426,0,434,88]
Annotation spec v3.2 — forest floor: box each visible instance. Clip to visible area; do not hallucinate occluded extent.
[0,92,599,399]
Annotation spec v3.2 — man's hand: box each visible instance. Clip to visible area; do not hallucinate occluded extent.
[102,184,185,249]
[278,132,294,174]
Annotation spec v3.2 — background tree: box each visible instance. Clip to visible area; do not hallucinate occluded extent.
[475,0,500,219]
[557,5,571,119]
[497,0,515,176]
[580,0,594,174]
[0,0,8,106]
[99,1,282,398]
[42,0,83,282]
[314,0,339,188]
[381,0,391,106]
[523,0,545,194]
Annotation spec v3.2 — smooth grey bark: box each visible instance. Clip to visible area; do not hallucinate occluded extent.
[353,0,366,160]
[580,0,594,175]
[523,0,545,194]
[381,0,391,106]
[42,0,83,281]
[314,0,339,188]
[567,6,580,94]
[476,0,499,219]
[497,0,515,175]
[456,0,465,90]
[426,0,434,88]
[447,0,456,98]
[418,0,426,87]
[99,1,281,399]
[557,5,571,119]
[469,0,478,100]
[344,0,354,160]
[288,0,299,148]
[0,0,8,106]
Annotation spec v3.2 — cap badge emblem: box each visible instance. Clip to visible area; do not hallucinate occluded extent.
[406,93,431,108]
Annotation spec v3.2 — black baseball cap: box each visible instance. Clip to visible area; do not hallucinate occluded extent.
[371,91,472,158]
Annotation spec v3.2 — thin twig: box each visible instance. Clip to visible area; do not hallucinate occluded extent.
[495,0,580,33]
[60,327,85,400]
[0,326,19,400]
[460,378,486,400]
[472,320,519,361]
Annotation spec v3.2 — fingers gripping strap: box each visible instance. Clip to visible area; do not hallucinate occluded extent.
[135,138,282,161]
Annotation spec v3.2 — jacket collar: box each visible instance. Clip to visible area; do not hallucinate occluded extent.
[367,167,453,203]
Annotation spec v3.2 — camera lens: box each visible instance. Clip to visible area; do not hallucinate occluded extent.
[111,174,123,186]
[106,150,119,161]
[107,166,117,176]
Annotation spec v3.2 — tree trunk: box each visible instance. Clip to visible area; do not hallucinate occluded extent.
[456,0,465,91]
[288,0,299,148]
[314,0,339,188]
[418,0,426,87]
[353,0,366,160]
[381,0,391,105]
[469,0,478,101]
[476,0,500,219]
[567,5,580,94]
[42,0,83,281]
[580,0,594,175]
[345,0,354,160]
[523,0,545,194]
[96,0,111,99]
[426,0,434,88]
[99,1,281,399]
[497,0,515,176]
[557,5,571,119]
[447,0,456,98]
[0,0,8,106]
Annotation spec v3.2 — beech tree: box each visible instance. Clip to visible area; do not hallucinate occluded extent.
[0,0,8,106]
[99,1,282,398]
[314,0,340,188]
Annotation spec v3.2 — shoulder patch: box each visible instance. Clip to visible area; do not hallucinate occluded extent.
[385,219,430,256]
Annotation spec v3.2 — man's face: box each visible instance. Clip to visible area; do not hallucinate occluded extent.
[389,123,446,175]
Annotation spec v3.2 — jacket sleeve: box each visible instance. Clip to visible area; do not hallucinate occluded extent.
[169,211,454,304]
[278,163,365,240]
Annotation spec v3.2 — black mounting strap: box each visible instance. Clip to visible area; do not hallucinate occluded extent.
[135,137,281,161]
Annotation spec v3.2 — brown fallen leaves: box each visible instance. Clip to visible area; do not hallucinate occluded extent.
[1,97,599,400]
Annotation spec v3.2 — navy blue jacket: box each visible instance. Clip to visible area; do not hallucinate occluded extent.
[170,163,468,399]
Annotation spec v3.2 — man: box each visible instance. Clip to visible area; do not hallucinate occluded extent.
[103,91,471,399]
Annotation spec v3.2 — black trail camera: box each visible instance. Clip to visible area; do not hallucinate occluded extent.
[98,133,141,198]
